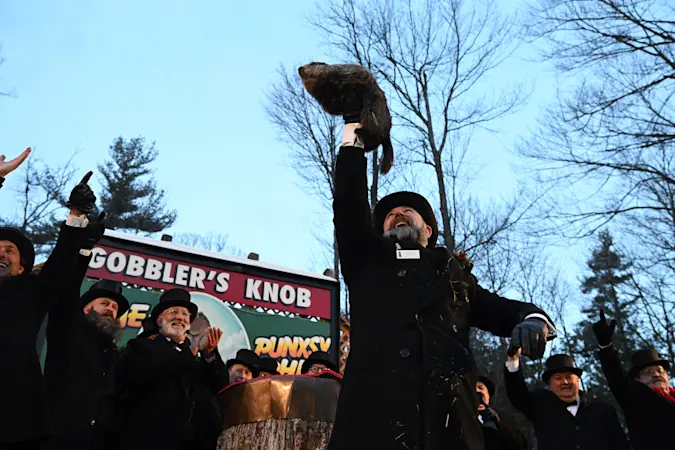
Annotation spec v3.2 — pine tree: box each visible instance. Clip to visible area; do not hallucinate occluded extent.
[572,230,642,403]
[98,136,176,234]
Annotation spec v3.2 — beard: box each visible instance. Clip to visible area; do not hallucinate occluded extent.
[384,224,423,244]
[159,320,190,341]
[84,310,121,340]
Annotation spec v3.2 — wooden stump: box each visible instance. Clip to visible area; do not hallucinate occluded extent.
[217,418,333,450]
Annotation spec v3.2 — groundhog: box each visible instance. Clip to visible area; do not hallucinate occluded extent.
[298,62,394,174]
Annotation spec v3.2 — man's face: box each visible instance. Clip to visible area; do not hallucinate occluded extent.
[0,240,24,279]
[307,363,328,374]
[382,206,432,247]
[476,381,490,409]
[548,372,580,402]
[83,297,119,321]
[635,364,670,391]
[157,306,191,342]
[229,363,253,384]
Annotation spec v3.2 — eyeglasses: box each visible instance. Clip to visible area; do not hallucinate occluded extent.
[164,309,190,318]
[640,366,668,377]
[308,365,328,374]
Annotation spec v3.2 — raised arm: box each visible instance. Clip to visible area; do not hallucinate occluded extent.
[502,351,536,419]
[47,253,92,331]
[0,148,32,189]
[592,310,634,408]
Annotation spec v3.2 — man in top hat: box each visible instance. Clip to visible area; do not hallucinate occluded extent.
[0,147,31,190]
[0,169,100,449]
[593,310,675,450]
[300,351,339,375]
[504,349,629,450]
[117,288,228,450]
[475,374,528,450]
[325,90,557,450]
[226,349,260,384]
[43,227,128,450]
[257,357,281,377]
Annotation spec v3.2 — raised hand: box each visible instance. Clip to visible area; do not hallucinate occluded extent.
[592,310,616,347]
[0,148,32,177]
[83,212,106,249]
[507,319,549,359]
[66,171,96,215]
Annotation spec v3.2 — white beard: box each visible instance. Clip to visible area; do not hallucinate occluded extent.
[160,320,189,341]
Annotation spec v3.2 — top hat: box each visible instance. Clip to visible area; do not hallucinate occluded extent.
[300,351,339,374]
[150,288,198,322]
[0,227,35,275]
[542,354,583,384]
[226,349,260,376]
[629,348,670,378]
[373,192,439,248]
[477,375,496,400]
[257,357,280,375]
[80,279,130,316]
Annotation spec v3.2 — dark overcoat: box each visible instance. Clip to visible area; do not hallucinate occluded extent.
[0,224,87,444]
[116,334,228,450]
[503,365,629,450]
[327,147,552,450]
[43,254,121,450]
[479,409,529,450]
[598,346,675,450]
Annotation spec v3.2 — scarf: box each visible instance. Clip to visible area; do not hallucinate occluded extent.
[652,386,675,402]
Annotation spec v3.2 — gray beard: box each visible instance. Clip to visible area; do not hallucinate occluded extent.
[84,310,121,340]
[384,225,423,244]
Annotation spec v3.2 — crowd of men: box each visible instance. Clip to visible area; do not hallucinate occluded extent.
[1,139,673,450]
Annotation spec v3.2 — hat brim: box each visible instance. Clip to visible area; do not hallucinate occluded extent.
[542,367,583,384]
[373,192,438,248]
[80,288,130,316]
[300,358,339,374]
[226,359,260,377]
[151,300,198,323]
[0,228,35,275]
[629,359,670,379]
[477,376,496,398]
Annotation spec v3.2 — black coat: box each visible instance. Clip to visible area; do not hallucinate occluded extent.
[0,224,87,444]
[479,409,529,450]
[327,147,552,450]
[116,334,228,450]
[43,254,120,450]
[503,365,629,450]
[598,346,675,450]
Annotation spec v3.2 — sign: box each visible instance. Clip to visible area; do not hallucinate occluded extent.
[87,244,332,319]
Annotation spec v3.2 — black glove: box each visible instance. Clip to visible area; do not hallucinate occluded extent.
[507,318,548,359]
[592,310,616,347]
[479,407,500,430]
[83,212,106,250]
[66,171,96,215]
[341,86,365,124]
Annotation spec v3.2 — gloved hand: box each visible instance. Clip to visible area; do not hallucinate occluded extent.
[83,212,106,249]
[341,86,365,124]
[479,406,500,430]
[592,310,616,347]
[66,171,96,215]
[507,318,549,359]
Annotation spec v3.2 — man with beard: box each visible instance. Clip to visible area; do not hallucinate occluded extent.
[504,349,629,450]
[43,233,129,450]
[593,310,675,450]
[117,288,228,450]
[326,97,557,450]
[0,170,98,449]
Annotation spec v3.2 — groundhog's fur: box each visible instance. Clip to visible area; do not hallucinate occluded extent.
[298,62,394,174]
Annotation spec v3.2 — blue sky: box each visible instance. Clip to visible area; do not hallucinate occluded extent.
[0,0,592,295]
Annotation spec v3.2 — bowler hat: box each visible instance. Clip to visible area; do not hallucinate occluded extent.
[226,349,260,376]
[150,288,198,322]
[373,191,438,248]
[257,357,280,375]
[80,279,130,316]
[629,348,670,378]
[477,375,496,399]
[300,350,339,374]
[542,354,583,384]
[0,227,35,275]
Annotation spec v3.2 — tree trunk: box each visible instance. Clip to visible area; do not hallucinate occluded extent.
[217,419,333,450]
[433,150,454,251]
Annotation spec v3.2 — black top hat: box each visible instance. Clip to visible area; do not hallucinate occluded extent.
[0,227,35,275]
[542,354,583,384]
[373,192,439,248]
[226,349,260,376]
[80,279,130,316]
[477,375,496,400]
[300,351,339,374]
[629,348,671,378]
[257,357,280,375]
[150,288,198,322]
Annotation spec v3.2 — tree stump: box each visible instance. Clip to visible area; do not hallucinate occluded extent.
[217,375,341,450]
